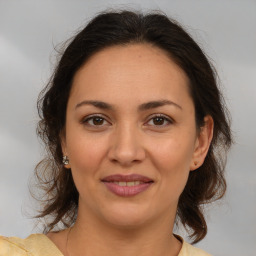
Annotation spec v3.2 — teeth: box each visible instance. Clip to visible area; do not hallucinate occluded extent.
[127,181,135,186]
[113,181,142,186]
[119,181,126,186]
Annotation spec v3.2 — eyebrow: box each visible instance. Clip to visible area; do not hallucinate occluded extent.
[138,100,182,111]
[75,100,113,110]
[75,99,182,111]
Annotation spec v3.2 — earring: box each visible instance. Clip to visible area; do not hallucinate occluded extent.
[62,156,69,165]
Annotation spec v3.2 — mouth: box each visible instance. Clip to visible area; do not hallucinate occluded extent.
[101,174,154,197]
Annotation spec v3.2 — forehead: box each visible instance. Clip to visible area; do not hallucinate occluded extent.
[75,43,186,80]
[70,44,191,108]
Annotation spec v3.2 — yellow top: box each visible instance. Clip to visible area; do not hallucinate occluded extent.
[0,234,212,256]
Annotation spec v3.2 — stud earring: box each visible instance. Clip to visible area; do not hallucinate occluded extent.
[62,156,69,165]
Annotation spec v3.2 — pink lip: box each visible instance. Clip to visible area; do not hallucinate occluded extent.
[101,174,154,197]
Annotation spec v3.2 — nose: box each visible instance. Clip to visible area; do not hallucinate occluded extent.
[107,123,146,166]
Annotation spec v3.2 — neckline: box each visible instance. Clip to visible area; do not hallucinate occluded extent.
[28,233,65,256]
[37,233,185,256]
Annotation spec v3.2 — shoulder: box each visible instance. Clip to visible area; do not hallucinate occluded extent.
[0,235,28,255]
[0,234,63,256]
[179,241,212,256]
[176,236,212,256]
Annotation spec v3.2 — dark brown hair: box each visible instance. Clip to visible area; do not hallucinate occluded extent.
[35,10,232,243]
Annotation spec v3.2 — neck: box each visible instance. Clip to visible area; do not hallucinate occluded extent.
[67,207,181,256]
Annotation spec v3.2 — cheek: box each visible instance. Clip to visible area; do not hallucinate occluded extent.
[149,134,195,192]
[66,132,108,177]
[66,135,109,199]
[151,134,195,169]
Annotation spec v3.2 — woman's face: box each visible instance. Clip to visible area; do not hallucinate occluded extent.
[62,44,212,228]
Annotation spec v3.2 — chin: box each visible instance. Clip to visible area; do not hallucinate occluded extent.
[100,204,153,229]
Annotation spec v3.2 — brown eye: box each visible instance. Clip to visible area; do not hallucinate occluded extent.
[82,115,110,127]
[92,117,104,125]
[152,117,165,125]
[146,114,173,127]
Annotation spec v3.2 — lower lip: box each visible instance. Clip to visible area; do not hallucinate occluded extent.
[103,182,152,197]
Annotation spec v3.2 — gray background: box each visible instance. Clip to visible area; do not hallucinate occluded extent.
[0,0,255,255]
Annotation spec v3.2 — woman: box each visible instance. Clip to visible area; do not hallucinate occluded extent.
[0,10,232,256]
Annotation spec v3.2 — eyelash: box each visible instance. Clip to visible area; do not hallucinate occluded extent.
[146,114,173,127]
[81,114,173,128]
[80,114,105,125]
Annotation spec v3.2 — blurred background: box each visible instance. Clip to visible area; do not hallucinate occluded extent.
[0,1,255,255]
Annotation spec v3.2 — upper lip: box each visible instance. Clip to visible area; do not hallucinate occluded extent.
[101,174,153,183]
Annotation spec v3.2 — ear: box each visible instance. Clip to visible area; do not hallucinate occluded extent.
[60,129,71,169]
[190,115,214,171]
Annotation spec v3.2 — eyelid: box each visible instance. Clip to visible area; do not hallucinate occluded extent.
[144,113,174,126]
[81,114,111,126]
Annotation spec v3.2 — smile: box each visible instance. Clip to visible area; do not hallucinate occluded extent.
[101,174,154,197]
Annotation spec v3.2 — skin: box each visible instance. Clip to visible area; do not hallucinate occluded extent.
[47,44,213,256]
